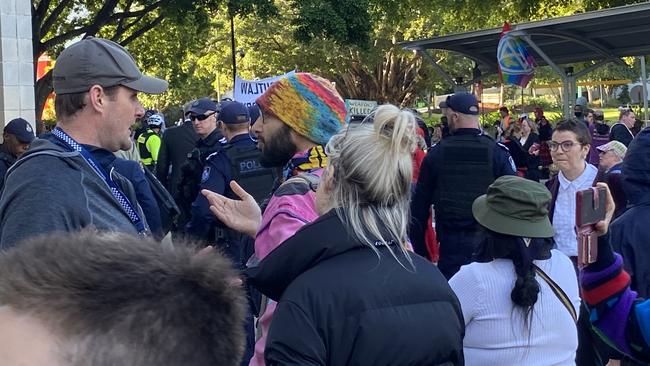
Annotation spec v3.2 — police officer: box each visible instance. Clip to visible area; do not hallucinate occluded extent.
[410,92,516,279]
[175,98,225,234]
[186,101,274,255]
[0,118,35,190]
[137,113,163,172]
[188,101,274,366]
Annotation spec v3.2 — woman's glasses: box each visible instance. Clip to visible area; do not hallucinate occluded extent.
[548,140,580,152]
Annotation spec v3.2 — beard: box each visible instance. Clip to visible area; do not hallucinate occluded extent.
[259,124,297,168]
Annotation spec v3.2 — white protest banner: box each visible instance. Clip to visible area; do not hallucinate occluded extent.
[345,99,377,116]
[234,71,295,106]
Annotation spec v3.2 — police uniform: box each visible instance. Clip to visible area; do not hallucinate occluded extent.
[137,114,164,172]
[0,118,36,190]
[185,102,274,267]
[186,134,254,245]
[410,98,516,279]
[137,128,161,171]
[174,105,225,233]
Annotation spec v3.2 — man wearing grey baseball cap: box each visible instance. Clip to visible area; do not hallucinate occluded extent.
[0,37,168,249]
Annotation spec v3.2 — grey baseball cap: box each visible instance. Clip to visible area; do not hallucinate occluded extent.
[53,37,168,95]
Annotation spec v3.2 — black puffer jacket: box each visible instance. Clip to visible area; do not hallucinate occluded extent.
[249,210,465,366]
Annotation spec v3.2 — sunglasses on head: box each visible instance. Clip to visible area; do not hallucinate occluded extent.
[189,111,216,121]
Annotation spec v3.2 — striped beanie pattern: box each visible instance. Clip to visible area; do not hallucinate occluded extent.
[256,73,347,146]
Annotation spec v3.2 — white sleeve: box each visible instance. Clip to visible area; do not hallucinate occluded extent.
[449,265,484,326]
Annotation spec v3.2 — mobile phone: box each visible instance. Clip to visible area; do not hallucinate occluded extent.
[575,187,607,268]
[576,187,607,226]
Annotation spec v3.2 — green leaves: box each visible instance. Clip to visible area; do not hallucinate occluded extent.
[292,0,372,47]
[33,0,649,119]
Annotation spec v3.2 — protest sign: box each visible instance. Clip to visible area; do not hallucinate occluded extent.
[345,99,377,116]
[234,71,295,106]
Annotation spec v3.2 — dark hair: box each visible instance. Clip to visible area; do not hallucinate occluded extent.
[474,228,554,328]
[55,85,120,119]
[0,230,246,366]
[594,111,605,122]
[499,106,509,113]
[553,119,592,145]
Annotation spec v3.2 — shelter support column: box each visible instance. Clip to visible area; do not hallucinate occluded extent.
[520,35,572,119]
[641,56,648,126]
[417,49,468,93]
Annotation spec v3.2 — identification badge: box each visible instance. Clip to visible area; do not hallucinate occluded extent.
[201,167,211,183]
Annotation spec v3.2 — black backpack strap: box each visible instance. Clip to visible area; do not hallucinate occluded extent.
[274,172,319,197]
[533,263,577,322]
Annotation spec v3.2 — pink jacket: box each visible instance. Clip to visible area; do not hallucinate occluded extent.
[249,169,322,366]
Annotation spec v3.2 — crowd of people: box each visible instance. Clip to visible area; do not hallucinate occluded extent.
[0,36,649,366]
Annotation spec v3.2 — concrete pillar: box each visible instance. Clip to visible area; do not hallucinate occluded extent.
[0,0,35,133]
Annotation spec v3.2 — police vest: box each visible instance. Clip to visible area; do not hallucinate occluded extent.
[434,134,495,222]
[137,130,157,165]
[221,144,276,204]
[212,144,275,262]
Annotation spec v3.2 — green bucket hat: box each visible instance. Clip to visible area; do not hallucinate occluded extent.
[472,176,555,238]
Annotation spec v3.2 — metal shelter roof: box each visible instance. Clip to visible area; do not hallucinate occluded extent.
[400,2,650,74]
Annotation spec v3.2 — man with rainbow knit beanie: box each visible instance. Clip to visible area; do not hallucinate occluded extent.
[202,72,347,366]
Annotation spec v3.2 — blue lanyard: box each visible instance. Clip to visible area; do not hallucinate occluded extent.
[52,127,148,235]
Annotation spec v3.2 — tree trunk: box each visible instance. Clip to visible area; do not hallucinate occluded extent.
[34,69,53,134]
[604,85,614,105]
[499,84,504,105]
[334,47,423,107]
[598,84,604,105]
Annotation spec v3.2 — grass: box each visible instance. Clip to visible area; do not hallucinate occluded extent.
[602,108,623,121]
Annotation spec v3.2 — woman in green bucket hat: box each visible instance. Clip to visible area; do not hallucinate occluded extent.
[449,175,580,366]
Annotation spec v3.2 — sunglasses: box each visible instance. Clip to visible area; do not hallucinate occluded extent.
[189,111,216,121]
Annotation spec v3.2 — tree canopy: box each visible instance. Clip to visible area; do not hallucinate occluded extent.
[33,0,649,122]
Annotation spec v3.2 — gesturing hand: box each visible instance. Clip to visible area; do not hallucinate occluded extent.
[202,181,262,238]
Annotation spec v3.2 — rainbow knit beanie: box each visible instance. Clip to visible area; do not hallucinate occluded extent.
[255,73,347,146]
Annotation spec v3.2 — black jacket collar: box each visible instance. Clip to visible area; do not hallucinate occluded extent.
[452,128,482,136]
[198,128,224,148]
[248,210,398,301]
[229,133,254,145]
